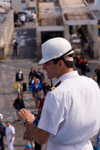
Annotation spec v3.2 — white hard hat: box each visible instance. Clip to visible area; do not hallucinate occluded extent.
[39,37,74,64]
[0,114,3,120]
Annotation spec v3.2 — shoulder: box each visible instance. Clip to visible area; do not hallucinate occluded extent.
[46,81,64,103]
[48,81,61,92]
[14,98,18,102]
[48,79,72,96]
[10,125,15,130]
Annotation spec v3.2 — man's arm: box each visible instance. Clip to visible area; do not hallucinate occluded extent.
[15,73,18,81]
[25,123,50,145]
[18,109,50,145]
[29,72,31,81]
[10,133,15,142]
[22,73,24,80]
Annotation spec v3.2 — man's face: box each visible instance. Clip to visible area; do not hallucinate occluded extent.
[18,95,22,100]
[43,60,58,79]
[6,122,10,127]
[38,69,41,72]
[32,68,34,72]
[19,69,21,72]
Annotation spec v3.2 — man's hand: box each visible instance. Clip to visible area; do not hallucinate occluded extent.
[10,138,12,142]
[18,109,35,123]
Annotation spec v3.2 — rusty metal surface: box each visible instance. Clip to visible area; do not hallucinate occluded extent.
[64,12,94,21]
[40,18,63,26]
[61,0,85,7]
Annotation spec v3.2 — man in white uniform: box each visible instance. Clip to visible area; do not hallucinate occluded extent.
[18,37,100,150]
[5,121,15,150]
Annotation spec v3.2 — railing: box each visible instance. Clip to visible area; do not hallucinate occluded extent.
[0,9,14,57]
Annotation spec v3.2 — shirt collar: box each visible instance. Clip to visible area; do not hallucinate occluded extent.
[54,71,79,86]
[8,125,11,128]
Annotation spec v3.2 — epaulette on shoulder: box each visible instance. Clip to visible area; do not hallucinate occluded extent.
[48,81,61,91]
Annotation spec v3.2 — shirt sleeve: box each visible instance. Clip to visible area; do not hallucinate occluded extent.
[11,126,15,134]
[38,91,65,135]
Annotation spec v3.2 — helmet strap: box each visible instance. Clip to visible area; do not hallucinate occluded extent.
[63,55,73,61]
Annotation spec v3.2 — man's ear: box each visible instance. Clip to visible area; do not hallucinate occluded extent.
[58,60,63,67]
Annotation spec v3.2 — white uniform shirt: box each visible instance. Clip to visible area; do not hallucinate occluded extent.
[6,125,15,139]
[38,71,100,145]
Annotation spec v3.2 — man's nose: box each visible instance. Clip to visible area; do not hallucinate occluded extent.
[43,64,46,70]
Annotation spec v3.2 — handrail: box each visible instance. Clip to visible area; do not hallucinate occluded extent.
[0,9,13,47]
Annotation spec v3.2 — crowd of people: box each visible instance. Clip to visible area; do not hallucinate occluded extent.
[0,65,52,150]
[17,37,100,150]
[74,54,90,76]
[14,67,52,111]
[1,37,100,150]
[11,66,52,150]
[74,53,100,88]
[14,11,26,27]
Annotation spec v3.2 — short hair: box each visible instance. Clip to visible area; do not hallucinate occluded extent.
[18,93,22,96]
[53,54,74,68]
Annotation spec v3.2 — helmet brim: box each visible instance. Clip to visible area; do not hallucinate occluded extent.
[39,58,49,65]
[66,50,74,55]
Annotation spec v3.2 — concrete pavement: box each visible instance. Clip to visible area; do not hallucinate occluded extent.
[0,58,48,150]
